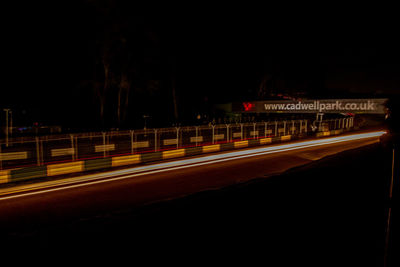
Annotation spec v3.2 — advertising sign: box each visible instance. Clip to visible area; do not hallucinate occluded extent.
[237,99,387,114]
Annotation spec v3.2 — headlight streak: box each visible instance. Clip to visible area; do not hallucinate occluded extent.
[0,131,385,201]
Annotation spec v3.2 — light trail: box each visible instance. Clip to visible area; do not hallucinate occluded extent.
[0,130,386,201]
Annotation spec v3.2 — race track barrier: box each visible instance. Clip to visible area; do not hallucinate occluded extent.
[0,118,355,184]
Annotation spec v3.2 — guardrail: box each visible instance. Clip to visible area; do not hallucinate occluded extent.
[0,118,355,184]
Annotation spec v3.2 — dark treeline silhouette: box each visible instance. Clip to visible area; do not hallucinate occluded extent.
[3,2,400,132]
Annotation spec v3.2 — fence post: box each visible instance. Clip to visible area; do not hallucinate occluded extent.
[226,124,230,142]
[102,132,106,158]
[240,123,243,140]
[291,120,295,134]
[154,129,158,152]
[299,120,302,134]
[265,122,268,137]
[176,127,180,149]
[0,143,2,170]
[212,125,215,144]
[283,121,287,136]
[75,136,79,160]
[195,126,199,146]
[130,130,134,154]
[41,139,44,165]
[36,136,41,166]
[70,134,75,161]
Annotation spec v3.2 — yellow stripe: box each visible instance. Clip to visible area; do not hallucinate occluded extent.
[202,144,220,153]
[333,129,343,135]
[47,161,84,176]
[260,138,272,144]
[0,152,28,161]
[317,131,331,137]
[162,149,185,159]
[112,154,141,167]
[0,170,10,184]
[281,135,291,141]
[234,140,248,148]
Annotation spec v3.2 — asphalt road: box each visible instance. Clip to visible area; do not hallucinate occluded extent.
[0,132,392,265]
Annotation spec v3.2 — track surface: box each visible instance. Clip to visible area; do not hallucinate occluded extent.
[0,132,392,266]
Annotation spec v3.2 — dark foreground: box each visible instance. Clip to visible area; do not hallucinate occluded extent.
[2,143,398,266]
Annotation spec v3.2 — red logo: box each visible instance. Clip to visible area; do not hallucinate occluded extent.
[243,102,255,111]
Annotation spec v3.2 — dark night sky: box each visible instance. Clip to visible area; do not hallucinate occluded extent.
[2,2,399,129]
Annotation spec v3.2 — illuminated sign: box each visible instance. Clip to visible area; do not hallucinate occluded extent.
[242,102,255,111]
[236,99,387,114]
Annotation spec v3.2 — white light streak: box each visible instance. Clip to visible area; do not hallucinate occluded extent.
[0,131,385,201]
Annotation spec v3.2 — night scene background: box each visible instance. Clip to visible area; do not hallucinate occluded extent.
[1,2,400,265]
[2,1,399,132]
